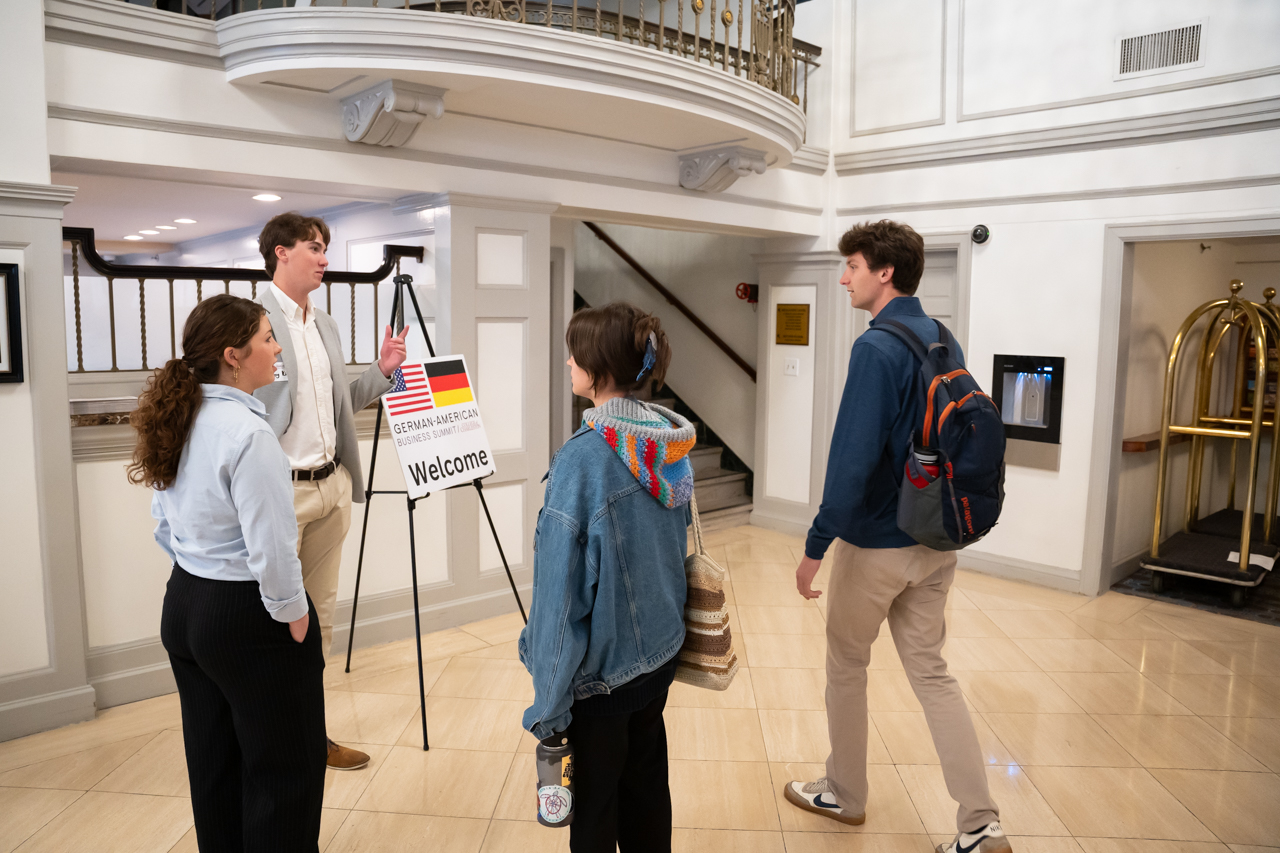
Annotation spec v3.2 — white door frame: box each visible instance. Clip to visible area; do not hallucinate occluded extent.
[1083,214,1280,596]
[921,230,973,353]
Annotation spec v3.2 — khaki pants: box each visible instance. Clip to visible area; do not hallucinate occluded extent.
[293,465,352,659]
[824,538,999,833]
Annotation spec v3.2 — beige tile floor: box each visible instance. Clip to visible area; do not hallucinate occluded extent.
[2,524,1279,852]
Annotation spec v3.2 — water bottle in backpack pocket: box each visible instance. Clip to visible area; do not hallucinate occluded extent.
[871,319,1006,551]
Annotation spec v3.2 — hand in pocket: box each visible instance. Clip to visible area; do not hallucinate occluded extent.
[289,612,310,644]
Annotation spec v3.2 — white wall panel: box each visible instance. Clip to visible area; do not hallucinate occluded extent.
[478,482,525,573]
[73,433,453,652]
[0,252,50,676]
[0,0,52,184]
[764,284,817,504]
[476,320,527,453]
[852,0,945,134]
[476,232,526,288]
[961,0,1280,118]
[77,461,171,649]
[917,250,959,333]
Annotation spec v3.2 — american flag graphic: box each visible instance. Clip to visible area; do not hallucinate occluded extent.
[385,365,434,416]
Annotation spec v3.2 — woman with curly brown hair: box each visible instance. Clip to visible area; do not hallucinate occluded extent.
[129,293,326,853]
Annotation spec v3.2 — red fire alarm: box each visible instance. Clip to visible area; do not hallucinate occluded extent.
[736,282,759,304]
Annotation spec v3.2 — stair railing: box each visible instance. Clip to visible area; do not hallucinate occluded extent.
[582,221,756,383]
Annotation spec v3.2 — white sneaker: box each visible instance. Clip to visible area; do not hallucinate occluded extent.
[783,778,865,825]
[935,822,1012,853]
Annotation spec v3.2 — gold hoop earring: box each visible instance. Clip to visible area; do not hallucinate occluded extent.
[233,366,240,384]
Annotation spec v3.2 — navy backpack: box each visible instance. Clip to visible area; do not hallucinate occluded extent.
[869,319,1006,550]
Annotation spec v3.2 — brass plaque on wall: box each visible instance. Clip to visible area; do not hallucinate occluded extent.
[775,303,810,346]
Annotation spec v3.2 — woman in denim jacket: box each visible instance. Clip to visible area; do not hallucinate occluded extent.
[520,302,695,853]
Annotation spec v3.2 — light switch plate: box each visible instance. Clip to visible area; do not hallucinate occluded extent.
[783,358,800,377]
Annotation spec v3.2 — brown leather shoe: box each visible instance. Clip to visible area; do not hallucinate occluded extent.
[326,738,370,771]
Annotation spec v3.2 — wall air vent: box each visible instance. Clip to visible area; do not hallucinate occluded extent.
[1116,21,1204,79]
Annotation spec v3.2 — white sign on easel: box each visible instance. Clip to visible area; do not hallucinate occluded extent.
[383,355,496,498]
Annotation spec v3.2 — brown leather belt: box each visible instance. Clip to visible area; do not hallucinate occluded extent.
[292,460,338,482]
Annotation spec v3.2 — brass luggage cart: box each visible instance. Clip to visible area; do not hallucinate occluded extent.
[1141,281,1279,606]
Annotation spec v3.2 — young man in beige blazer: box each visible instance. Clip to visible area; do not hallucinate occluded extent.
[255,212,409,771]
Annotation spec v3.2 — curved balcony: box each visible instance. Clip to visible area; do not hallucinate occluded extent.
[112,0,819,179]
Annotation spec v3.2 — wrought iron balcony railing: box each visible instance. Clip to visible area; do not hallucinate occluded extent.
[115,0,821,113]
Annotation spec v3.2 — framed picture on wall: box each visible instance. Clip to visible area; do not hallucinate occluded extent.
[0,263,23,383]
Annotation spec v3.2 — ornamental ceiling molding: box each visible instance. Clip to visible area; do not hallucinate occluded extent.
[834,95,1280,176]
[341,80,446,147]
[213,9,805,156]
[46,105,825,220]
[392,192,560,215]
[0,181,79,205]
[0,181,79,219]
[679,146,767,193]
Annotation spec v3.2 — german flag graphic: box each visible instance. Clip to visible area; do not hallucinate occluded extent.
[425,359,474,407]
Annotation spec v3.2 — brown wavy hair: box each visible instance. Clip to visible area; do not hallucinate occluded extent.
[258,211,330,276]
[127,294,266,490]
[837,219,925,296]
[567,302,671,394]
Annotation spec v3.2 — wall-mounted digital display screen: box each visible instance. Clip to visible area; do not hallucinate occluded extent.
[991,355,1064,444]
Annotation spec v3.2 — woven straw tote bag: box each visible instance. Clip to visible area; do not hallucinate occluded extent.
[673,493,740,690]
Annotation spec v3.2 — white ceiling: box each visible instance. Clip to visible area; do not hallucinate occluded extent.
[54,171,397,251]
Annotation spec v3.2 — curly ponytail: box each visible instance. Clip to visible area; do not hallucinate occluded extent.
[566,302,672,394]
[127,294,266,489]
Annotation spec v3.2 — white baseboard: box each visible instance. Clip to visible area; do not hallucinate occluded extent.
[957,550,1084,594]
[743,517,1085,595]
[81,583,532,710]
[330,583,531,664]
[0,684,97,743]
[748,507,811,537]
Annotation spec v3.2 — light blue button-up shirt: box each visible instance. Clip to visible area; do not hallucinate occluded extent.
[152,384,308,623]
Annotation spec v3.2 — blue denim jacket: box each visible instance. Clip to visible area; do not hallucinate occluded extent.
[519,406,692,740]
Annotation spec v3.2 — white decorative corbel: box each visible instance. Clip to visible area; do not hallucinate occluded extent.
[341,80,447,148]
[678,146,768,192]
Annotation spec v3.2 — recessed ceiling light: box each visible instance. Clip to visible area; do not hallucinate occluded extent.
[174,218,197,224]
[124,235,143,241]
[139,230,159,235]
[156,225,177,230]
[253,193,282,202]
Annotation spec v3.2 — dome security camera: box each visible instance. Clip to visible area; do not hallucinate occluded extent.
[971,225,991,244]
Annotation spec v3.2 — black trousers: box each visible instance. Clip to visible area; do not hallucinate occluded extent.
[160,567,327,853]
[564,687,673,853]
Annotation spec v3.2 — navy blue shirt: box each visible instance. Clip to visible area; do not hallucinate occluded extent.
[804,296,965,558]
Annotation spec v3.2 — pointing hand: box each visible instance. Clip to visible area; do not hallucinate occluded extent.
[379,324,410,377]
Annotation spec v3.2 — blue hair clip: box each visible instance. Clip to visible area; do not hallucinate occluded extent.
[636,331,657,381]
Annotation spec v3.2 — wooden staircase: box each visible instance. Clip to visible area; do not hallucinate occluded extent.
[572,389,753,531]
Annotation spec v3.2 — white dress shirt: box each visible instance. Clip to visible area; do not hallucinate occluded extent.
[270,283,337,471]
[152,385,308,623]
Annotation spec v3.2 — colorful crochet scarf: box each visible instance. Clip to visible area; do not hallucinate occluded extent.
[584,397,696,508]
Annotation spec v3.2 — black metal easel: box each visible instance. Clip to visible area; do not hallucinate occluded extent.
[342,271,527,751]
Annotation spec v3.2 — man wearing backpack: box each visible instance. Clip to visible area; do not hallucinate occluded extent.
[785,220,1009,853]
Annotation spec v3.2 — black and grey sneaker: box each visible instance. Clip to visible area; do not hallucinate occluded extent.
[935,822,1012,853]
[783,778,865,825]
